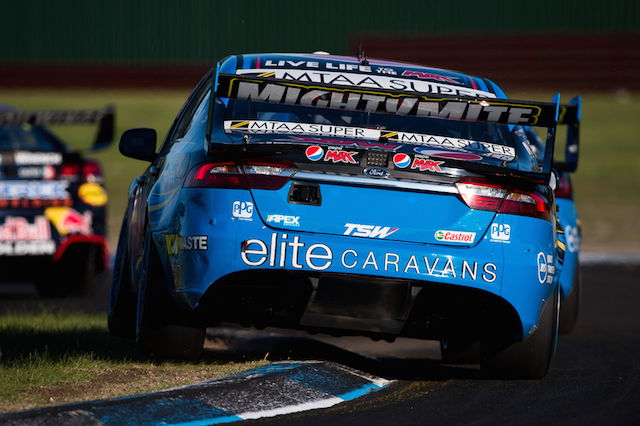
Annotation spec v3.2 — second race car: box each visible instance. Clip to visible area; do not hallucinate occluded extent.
[0,106,114,296]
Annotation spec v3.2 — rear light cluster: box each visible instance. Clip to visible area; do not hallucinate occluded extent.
[59,160,103,183]
[456,177,551,221]
[185,160,297,190]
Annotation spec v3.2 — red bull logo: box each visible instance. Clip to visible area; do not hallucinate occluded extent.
[0,216,51,241]
[44,207,93,236]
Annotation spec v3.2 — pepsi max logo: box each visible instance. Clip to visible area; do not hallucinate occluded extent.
[414,148,483,161]
[363,167,390,178]
[392,153,411,168]
[305,146,324,161]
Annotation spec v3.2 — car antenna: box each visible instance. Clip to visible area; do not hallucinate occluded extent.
[356,43,369,66]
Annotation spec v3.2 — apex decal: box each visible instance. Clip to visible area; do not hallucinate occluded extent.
[240,232,498,283]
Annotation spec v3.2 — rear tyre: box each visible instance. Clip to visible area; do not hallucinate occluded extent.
[559,263,581,335]
[108,219,137,338]
[481,286,559,379]
[135,230,204,361]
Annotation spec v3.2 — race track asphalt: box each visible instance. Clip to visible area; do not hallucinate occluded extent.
[246,263,640,425]
[1,263,639,425]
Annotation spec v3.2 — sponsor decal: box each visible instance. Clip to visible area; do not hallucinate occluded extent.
[78,183,108,207]
[401,70,461,85]
[232,201,254,220]
[363,167,390,178]
[236,69,495,98]
[305,145,324,161]
[0,240,55,256]
[490,223,511,243]
[413,148,483,161]
[224,120,515,162]
[266,214,300,227]
[344,223,398,239]
[392,153,411,168]
[0,216,51,242]
[240,232,498,283]
[16,166,56,179]
[375,67,397,75]
[262,59,372,72]
[218,75,556,126]
[165,234,208,256]
[225,120,380,140]
[44,207,93,236]
[434,230,476,244]
[323,148,358,164]
[0,215,54,256]
[0,151,62,166]
[288,136,401,152]
[390,132,515,161]
[410,155,444,173]
[0,181,69,200]
[537,252,555,284]
[565,225,580,253]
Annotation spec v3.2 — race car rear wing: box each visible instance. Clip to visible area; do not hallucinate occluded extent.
[208,72,561,183]
[555,96,581,173]
[0,106,115,153]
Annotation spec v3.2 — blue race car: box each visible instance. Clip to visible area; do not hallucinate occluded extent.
[526,98,582,334]
[0,106,113,296]
[110,53,571,378]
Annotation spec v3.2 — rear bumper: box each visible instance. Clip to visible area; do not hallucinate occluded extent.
[154,187,558,340]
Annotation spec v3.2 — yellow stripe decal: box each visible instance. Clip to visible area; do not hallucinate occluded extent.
[230,121,249,128]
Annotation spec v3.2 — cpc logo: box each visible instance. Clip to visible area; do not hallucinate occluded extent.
[392,153,411,168]
[232,201,254,219]
[305,146,324,161]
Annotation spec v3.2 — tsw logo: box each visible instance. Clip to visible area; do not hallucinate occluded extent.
[325,150,357,164]
[344,223,399,239]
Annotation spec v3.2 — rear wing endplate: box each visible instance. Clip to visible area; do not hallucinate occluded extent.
[0,106,115,152]
[556,96,581,172]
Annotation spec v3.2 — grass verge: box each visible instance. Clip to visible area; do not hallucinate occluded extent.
[0,310,266,413]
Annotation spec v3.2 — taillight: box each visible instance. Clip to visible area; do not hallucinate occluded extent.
[456,178,551,221]
[59,160,103,183]
[82,161,103,182]
[554,175,573,199]
[185,160,297,190]
[59,164,80,179]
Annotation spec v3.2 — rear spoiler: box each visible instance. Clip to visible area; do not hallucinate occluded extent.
[555,96,581,173]
[0,106,115,153]
[208,71,561,183]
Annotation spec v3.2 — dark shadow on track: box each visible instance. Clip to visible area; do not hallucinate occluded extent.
[204,327,484,382]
